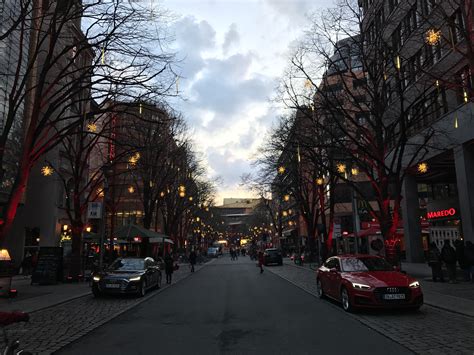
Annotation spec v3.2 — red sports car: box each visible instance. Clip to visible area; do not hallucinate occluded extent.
[316,255,423,312]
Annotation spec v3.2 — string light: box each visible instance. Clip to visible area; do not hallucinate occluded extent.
[101,46,105,64]
[128,186,135,193]
[351,167,359,176]
[283,194,290,202]
[454,115,459,129]
[395,56,401,70]
[316,178,324,185]
[278,166,286,174]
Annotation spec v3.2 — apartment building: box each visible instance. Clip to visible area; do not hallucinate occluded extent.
[360,0,474,261]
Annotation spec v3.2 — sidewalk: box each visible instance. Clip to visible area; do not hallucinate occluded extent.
[284,258,474,317]
[0,276,91,313]
[0,262,194,313]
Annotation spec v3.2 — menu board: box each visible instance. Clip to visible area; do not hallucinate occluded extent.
[31,247,63,285]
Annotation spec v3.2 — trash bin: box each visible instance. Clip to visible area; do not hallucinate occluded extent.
[0,249,15,298]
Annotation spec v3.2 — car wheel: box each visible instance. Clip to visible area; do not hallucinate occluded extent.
[341,287,353,312]
[316,278,325,299]
[139,280,146,297]
[92,285,101,298]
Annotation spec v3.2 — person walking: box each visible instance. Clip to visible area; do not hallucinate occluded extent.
[441,239,457,283]
[189,249,197,273]
[427,242,444,282]
[258,250,264,274]
[164,253,174,284]
[465,241,474,282]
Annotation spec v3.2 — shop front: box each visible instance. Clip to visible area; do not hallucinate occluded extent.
[425,200,461,250]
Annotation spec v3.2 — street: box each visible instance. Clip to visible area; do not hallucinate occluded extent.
[59,256,409,355]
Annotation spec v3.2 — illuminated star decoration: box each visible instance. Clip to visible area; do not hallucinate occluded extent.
[41,165,53,176]
[426,29,441,46]
[417,162,428,174]
[87,123,97,132]
[128,152,141,166]
[336,163,346,174]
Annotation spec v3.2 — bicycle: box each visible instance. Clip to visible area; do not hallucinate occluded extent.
[0,311,31,355]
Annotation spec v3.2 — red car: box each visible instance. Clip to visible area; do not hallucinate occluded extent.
[316,255,423,312]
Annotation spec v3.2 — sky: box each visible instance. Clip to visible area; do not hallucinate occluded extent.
[160,0,332,204]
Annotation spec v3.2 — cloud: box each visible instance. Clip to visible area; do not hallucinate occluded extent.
[172,16,216,79]
[207,148,252,187]
[222,23,240,54]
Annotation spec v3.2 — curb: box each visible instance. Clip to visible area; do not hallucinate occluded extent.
[49,259,215,354]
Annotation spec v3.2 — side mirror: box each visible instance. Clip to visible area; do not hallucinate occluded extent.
[329,267,338,273]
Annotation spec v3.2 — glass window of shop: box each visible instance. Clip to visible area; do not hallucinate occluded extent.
[426,183,457,200]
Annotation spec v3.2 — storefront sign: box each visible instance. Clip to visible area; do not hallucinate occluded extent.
[427,208,456,219]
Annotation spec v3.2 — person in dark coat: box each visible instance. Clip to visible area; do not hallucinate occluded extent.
[427,242,444,282]
[441,239,457,283]
[454,239,470,281]
[465,241,474,282]
[258,250,264,274]
[164,253,174,284]
[189,249,197,273]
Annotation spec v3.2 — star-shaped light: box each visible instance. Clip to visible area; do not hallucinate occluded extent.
[426,29,441,46]
[417,162,428,174]
[41,166,53,176]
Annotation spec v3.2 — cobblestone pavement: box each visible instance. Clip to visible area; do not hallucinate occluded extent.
[0,261,212,354]
[266,263,474,355]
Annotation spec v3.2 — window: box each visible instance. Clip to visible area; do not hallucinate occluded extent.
[456,66,472,105]
[324,258,340,271]
[353,77,367,89]
[450,10,465,45]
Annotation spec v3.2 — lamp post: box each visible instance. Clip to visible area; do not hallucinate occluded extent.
[99,163,113,269]
[349,167,360,254]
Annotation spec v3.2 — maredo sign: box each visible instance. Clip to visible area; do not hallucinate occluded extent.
[427,208,457,219]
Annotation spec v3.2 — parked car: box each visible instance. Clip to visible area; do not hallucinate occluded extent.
[92,257,161,297]
[264,248,283,266]
[316,255,423,312]
[207,247,219,258]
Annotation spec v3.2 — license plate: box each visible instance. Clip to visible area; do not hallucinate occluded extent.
[106,284,120,289]
[383,293,405,300]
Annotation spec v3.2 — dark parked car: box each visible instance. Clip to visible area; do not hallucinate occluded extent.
[264,248,283,266]
[316,255,423,312]
[92,257,161,297]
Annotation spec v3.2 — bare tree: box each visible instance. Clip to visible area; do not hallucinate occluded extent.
[0,0,177,245]
[271,0,466,260]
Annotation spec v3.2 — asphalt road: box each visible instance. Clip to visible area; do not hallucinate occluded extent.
[59,256,411,355]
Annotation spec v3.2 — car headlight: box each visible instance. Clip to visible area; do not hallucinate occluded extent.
[129,276,141,282]
[93,275,101,282]
[409,281,420,288]
[352,282,371,290]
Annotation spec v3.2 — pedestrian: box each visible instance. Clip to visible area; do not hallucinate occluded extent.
[441,239,457,283]
[427,242,444,282]
[454,239,470,281]
[258,250,264,274]
[164,253,174,284]
[189,249,197,273]
[465,241,474,282]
